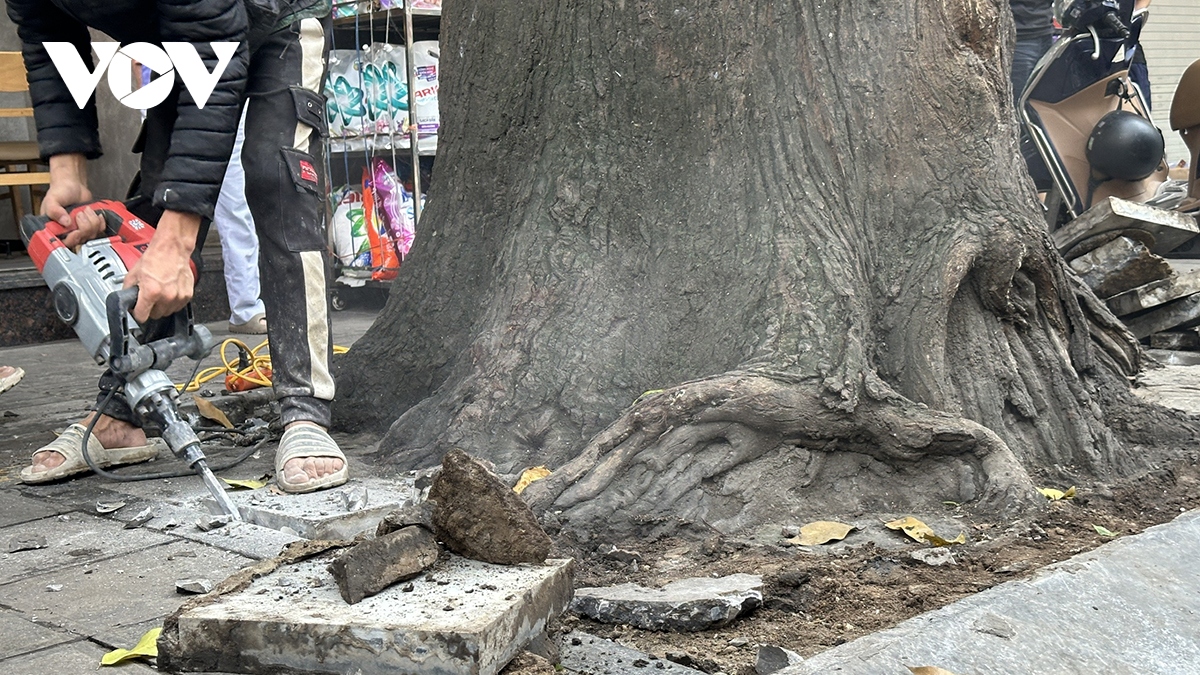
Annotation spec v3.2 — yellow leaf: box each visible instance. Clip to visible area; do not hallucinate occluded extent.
[885,517,964,546]
[513,466,551,494]
[221,477,268,490]
[908,667,962,675]
[1039,486,1077,501]
[1093,524,1118,537]
[791,520,856,546]
[101,627,161,666]
[194,396,234,429]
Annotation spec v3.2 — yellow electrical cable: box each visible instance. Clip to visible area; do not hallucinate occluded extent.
[177,338,350,392]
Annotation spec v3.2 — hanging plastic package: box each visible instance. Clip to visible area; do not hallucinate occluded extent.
[361,44,392,135]
[412,41,439,146]
[374,43,410,140]
[362,168,400,280]
[330,186,372,268]
[324,50,367,137]
[372,158,416,259]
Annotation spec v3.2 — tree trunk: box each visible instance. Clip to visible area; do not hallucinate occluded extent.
[334,0,1196,540]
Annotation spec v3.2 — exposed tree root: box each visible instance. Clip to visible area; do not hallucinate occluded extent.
[524,372,1042,540]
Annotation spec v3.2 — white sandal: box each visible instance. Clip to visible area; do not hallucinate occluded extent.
[20,424,164,484]
[275,424,349,493]
[0,366,23,396]
[229,313,267,335]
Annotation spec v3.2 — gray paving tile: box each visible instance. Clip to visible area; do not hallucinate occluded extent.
[0,512,174,585]
[0,489,70,529]
[0,609,76,660]
[2,539,252,648]
[0,640,157,674]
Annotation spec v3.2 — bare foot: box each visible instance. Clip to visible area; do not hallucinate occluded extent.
[280,422,346,486]
[30,414,147,474]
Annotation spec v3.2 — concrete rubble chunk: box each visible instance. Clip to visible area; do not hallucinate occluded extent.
[6,534,48,553]
[1068,236,1172,299]
[1106,267,1200,316]
[909,547,956,566]
[756,645,804,674]
[327,525,439,604]
[559,631,705,674]
[164,555,574,675]
[430,448,552,565]
[339,486,368,512]
[1125,292,1200,339]
[376,500,435,536]
[124,507,155,529]
[571,574,763,631]
[1053,195,1200,256]
[196,514,232,532]
[1148,330,1200,350]
[176,578,215,595]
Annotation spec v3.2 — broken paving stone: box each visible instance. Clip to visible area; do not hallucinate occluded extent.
[196,514,233,532]
[571,574,763,631]
[376,501,435,536]
[1068,236,1172,299]
[328,525,440,604]
[123,507,155,529]
[601,545,643,564]
[176,578,215,595]
[910,548,957,566]
[429,448,552,565]
[1106,267,1200,316]
[339,486,368,512]
[560,632,705,674]
[1053,195,1200,256]
[95,501,126,514]
[755,645,804,674]
[6,535,48,553]
[1125,292,1200,339]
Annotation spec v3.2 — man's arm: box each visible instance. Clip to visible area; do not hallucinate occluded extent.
[5,0,101,161]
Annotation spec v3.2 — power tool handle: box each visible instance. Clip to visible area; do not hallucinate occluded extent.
[106,286,139,361]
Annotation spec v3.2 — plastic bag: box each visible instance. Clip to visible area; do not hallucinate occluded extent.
[371,159,417,259]
[362,168,400,280]
[330,186,371,267]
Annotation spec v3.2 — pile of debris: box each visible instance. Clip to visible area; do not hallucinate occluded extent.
[1057,196,1200,350]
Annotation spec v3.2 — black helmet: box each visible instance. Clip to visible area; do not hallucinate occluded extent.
[1086,110,1165,181]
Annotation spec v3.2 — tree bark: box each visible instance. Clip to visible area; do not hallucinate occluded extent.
[335,0,1197,539]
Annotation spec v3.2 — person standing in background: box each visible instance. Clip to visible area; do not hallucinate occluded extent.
[1010,0,1056,107]
[216,111,267,335]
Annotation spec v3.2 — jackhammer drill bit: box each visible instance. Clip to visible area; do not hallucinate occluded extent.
[146,391,242,520]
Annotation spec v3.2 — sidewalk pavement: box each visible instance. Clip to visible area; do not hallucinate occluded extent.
[0,310,381,674]
[779,508,1200,675]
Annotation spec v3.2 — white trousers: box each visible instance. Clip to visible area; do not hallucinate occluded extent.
[213,111,266,325]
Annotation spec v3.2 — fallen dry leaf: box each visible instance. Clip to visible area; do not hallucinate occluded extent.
[885,516,964,546]
[908,667,962,675]
[513,466,551,494]
[790,520,856,546]
[221,477,268,490]
[101,627,161,665]
[1038,486,1077,501]
[1093,524,1118,538]
[193,396,234,429]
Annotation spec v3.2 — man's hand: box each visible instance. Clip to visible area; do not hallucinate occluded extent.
[123,210,201,322]
[41,154,105,249]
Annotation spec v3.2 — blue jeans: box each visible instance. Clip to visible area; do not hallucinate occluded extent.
[1012,34,1054,107]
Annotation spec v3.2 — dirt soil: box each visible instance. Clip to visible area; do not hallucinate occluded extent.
[531,453,1200,675]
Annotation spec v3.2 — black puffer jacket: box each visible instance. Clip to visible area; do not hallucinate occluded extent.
[5,0,325,219]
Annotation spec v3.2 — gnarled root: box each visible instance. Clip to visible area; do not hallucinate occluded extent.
[524,372,1041,541]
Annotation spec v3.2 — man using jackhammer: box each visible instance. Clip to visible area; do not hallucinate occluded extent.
[7,0,349,493]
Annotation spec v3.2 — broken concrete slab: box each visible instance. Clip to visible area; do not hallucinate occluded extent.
[559,632,705,674]
[327,525,439,604]
[775,509,1200,674]
[203,477,416,540]
[1148,330,1200,350]
[430,449,552,565]
[166,555,574,675]
[1068,235,1172,298]
[177,578,216,595]
[376,500,435,536]
[1,539,251,649]
[1053,195,1200,256]
[1124,292,1200,339]
[1106,267,1200,316]
[0,513,174,585]
[1145,348,1200,367]
[571,574,762,631]
[755,645,804,674]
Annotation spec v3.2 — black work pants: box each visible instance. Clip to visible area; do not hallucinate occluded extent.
[96,17,335,429]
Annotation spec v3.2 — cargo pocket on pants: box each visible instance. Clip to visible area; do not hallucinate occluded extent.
[279,147,325,252]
